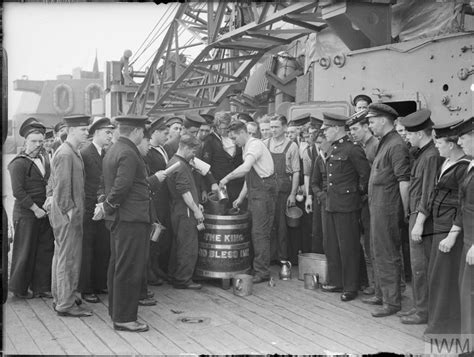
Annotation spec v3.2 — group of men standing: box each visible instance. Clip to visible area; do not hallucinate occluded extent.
[6,98,474,341]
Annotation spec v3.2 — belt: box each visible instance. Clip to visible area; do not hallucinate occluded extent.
[261,174,275,181]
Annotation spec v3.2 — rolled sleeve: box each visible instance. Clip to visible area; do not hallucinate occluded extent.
[286,142,300,174]
[416,155,440,216]
[391,144,411,182]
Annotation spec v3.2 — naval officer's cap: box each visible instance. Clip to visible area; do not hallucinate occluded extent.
[89,117,114,135]
[149,117,168,133]
[346,109,369,127]
[113,115,149,128]
[63,115,91,127]
[321,112,349,129]
[399,109,433,132]
[183,113,206,128]
[366,103,399,120]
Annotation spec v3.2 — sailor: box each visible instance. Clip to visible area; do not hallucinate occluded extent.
[102,115,151,332]
[51,121,67,153]
[454,116,474,344]
[347,111,380,296]
[7,118,54,299]
[164,116,184,158]
[78,117,115,304]
[198,114,214,142]
[202,111,244,205]
[424,119,470,337]
[265,114,300,264]
[364,103,410,317]
[146,117,172,284]
[166,134,204,290]
[399,109,442,325]
[353,94,372,113]
[220,120,277,283]
[319,112,370,302]
[49,115,91,317]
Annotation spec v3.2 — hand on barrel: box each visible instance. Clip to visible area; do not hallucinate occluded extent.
[194,206,204,221]
[233,196,243,209]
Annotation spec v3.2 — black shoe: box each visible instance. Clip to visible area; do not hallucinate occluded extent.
[321,284,343,293]
[361,296,383,306]
[173,282,202,290]
[400,313,427,325]
[148,278,164,286]
[138,298,157,306]
[13,291,34,299]
[396,307,416,317]
[56,305,93,317]
[82,293,100,303]
[252,275,270,284]
[114,321,149,332]
[146,290,154,299]
[341,291,357,302]
[371,305,400,318]
[33,291,53,299]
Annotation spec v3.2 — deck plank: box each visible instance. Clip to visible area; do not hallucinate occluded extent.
[25,298,91,355]
[10,298,65,355]
[5,301,42,355]
[5,334,18,355]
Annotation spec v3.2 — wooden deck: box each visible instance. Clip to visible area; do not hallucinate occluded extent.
[4,265,427,355]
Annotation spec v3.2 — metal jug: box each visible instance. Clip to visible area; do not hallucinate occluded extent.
[216,185,229,202]
[279,260,292,280]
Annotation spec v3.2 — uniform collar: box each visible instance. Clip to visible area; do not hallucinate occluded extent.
[413,140,435,159]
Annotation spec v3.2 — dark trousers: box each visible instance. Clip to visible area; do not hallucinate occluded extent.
[371,206,402,308]
[270,191,289,261]
[78,217,110,294]
[149,205,172,280]
[459,243,474,338]
[426,231,462,335]
[360,201,373,288]
[325,211,360,292]
[9,216,54,294]
[248,189,276,278]
[311,199,325,254]
[169,212,198,287]
[408,215,433,319]
[107,221,149,323]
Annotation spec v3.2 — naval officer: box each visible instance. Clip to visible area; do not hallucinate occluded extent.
[102,115,151,332]
[319,112,370,302]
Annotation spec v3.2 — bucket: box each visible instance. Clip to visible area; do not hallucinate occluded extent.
[195,212,251,279]
[285,206,303,228]
[298,253,328,283]
[205,192,226,215]
[233,274,253,297]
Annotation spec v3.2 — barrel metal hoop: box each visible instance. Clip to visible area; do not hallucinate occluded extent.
[199,242,249,250]
[204,213,249,220]
[195,268,251,279]
[204,223,248,230]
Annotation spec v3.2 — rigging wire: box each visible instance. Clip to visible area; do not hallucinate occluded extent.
[129,3,177,66]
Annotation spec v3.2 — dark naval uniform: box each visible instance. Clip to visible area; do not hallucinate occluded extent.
[311,151,328,254]
[8,145,54,296]
[426,154,469,335]
[202,131,244,204]
[166,154,200,287]
[78,142,110,296]
[322,113,370,295]
[146,144,172,279]
[103,118,152,324]
[400,109,442,321]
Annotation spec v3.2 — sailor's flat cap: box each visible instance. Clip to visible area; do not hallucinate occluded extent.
[19,117,46,138]
[321,112,349,128]
[433,119,464,138]
[113,115,148,128]
[63,115,91,128]
[454,116,474,136]
[366,103,399,120]
[352,94,372,107]
[399,109,433,132]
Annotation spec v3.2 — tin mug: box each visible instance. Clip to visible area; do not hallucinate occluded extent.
[233,274,253,297]
[304,273,318,290]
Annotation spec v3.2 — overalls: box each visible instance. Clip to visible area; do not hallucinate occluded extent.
[246,167,277,278]
[267,141,292,261]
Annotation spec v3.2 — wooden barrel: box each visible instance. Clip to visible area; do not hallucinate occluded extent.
[195,212,251,279]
